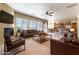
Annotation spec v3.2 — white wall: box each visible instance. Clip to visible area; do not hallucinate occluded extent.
[48,16,54,29]
[77,16,79,39]
[54,5,79,22]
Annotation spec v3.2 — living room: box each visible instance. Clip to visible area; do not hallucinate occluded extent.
[0,3,79,55]
[0,3,50,55]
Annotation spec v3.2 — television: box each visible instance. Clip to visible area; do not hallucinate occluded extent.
[0,10,13,24]
[4,28,14,37]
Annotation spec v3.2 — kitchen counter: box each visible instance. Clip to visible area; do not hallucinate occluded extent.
[50,37,79,55]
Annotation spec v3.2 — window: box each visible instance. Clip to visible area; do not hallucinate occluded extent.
[29,20,36,30]
[16,17,28,30]
[16,18,23,30]
[22,19,28,30]
[15,16,47,31]
[37,21,43,31]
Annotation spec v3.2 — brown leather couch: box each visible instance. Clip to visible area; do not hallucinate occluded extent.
[21,30,38,38]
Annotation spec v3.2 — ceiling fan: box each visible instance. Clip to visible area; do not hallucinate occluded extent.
[46,11,54,16]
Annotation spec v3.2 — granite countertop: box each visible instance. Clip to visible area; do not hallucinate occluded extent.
[49,32,79,47]
[48,32,64,40]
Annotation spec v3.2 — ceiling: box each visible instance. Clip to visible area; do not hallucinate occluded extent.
[7,3,73,20]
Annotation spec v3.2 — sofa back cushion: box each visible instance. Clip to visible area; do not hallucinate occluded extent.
[26,30,36,33]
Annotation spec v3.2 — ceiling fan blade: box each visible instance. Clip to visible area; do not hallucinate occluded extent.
[49,14,53,16]
[45,11,54,16]
[48,12,54,14]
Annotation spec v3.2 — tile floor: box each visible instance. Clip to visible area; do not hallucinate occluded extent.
[17,38,50,55]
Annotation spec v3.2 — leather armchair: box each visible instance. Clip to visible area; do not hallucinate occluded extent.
[4,34,25,54]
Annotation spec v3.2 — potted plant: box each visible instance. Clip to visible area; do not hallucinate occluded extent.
[16,27,21,37]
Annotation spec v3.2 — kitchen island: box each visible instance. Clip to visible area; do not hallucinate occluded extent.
[50,32,79,55]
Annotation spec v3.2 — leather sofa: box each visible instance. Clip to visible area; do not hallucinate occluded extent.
[21,30,38,38]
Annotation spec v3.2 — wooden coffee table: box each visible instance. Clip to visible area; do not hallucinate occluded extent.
[33,34,52,43]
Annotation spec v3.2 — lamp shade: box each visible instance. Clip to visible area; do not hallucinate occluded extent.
[70,28,75,32]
